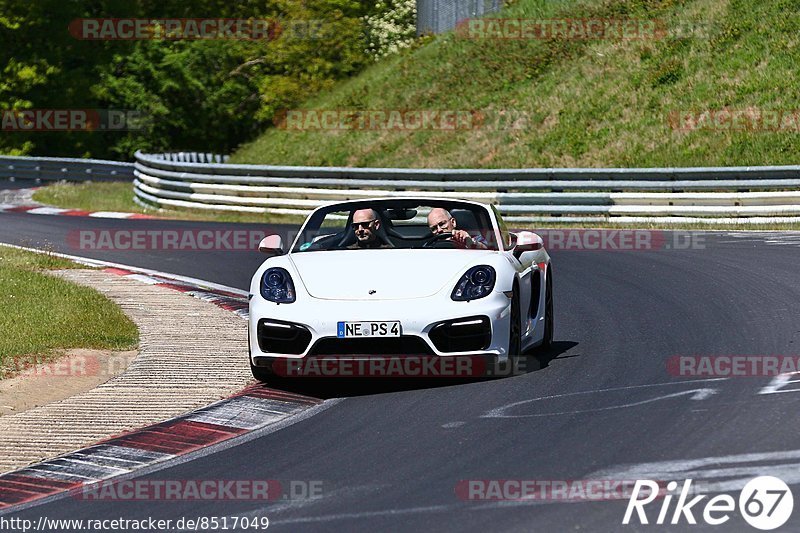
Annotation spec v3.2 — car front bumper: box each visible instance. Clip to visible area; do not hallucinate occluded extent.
[248,290,513,362]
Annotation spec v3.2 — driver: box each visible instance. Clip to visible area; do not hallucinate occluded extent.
[347,208,394,249]
[427,208,488,249]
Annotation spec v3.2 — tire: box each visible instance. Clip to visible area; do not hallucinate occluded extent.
[540,267,554,350]
[250,361,276,383]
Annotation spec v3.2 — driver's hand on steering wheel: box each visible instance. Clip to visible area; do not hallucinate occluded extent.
[451,229,474,248]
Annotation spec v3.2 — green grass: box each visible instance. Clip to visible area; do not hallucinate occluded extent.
[34,182,142,214]
[230,0,800,168]
[32,181,306,225]
[0,246,139,378]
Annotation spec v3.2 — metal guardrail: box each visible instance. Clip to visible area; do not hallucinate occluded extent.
[417,0,503,35]
[0,155,134,182]
[132,151,800,223]
[2,152,799,223]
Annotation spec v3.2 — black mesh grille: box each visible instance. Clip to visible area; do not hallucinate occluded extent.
[257,319,312,355]
[428,316,492,352]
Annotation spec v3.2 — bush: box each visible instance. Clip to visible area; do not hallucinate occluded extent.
[363,0,417,60]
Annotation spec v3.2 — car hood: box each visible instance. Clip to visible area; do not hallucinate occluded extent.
[289,249,493,300]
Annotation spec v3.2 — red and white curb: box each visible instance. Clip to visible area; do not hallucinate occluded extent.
[0,244,325,511]
[0,387,321,509]
[0,203,157,219]
[102,267,250,318]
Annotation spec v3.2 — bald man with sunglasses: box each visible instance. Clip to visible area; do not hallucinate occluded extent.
[347,208,394,249]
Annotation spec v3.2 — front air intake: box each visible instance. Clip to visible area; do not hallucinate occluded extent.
[428,316,492,352]
[257,319,312,355]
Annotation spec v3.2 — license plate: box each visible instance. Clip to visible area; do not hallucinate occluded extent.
[337,321,401,338]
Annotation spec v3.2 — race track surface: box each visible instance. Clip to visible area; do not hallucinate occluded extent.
[2,208,800,532]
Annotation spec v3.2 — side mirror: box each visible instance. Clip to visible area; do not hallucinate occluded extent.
[512,231,543,258]
[258,235,285,256]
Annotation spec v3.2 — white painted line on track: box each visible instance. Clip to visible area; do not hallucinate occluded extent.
[759,371,800,394]
[590,449,800,494]
[481,378,729,418]
[483,388,720,418]
[0,241,247,296]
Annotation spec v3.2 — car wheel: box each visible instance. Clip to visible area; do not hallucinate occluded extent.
[541,267,554,350]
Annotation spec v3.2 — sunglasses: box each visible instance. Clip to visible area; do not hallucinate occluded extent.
[351,219,376,230]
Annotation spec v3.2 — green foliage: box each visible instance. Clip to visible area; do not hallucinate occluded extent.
[363,0,417,60]
[0,0,376,158]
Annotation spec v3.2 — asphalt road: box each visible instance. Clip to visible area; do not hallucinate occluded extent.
[3,208,800,532]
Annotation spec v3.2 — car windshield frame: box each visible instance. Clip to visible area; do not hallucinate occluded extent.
[289,199,501,253]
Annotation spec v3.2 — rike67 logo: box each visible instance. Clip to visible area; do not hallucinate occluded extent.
[623,476,794,530]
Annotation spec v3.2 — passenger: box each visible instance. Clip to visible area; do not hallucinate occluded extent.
[347,208,393,249]
[427,208,488,249]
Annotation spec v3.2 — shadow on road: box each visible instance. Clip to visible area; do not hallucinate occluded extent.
[260,340,578,399]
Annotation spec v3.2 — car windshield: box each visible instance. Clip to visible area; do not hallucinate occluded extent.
[291,200,499,252]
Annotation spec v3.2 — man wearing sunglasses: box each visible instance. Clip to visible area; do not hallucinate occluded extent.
[427,208,488,249]
[347,208,394,249]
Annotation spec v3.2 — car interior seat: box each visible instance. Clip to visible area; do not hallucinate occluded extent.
[336,209,395,248]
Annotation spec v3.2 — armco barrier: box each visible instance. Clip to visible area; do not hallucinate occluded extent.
[132,151,800,223]
[0,155,134,182]
[3,152,800,223]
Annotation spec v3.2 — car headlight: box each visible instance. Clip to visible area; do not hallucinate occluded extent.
[452,265,495,301]
[260,267,296,303]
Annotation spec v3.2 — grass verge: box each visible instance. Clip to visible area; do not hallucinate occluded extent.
[0,246,139,379]
[230,0,800,169]
[32,181,306,225]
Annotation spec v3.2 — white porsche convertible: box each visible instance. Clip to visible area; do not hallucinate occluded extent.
[248,198,553,380]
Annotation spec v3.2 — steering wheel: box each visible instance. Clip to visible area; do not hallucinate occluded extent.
[423,232,458,248]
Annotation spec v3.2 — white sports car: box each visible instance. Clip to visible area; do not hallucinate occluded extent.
[248,198,553,380]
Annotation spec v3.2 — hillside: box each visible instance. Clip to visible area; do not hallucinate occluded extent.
[230,0,800,168]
